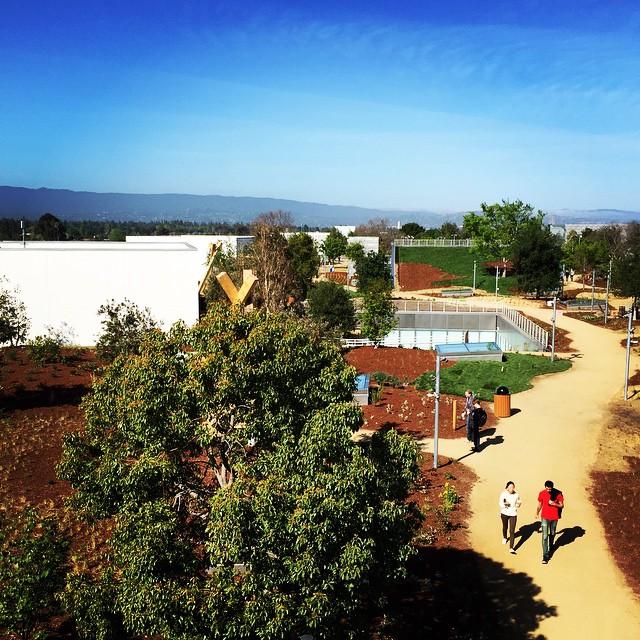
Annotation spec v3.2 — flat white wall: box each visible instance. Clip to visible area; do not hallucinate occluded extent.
[126,235,253,257]
[0,241,202,346]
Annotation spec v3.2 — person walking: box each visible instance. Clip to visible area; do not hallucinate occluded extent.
[470,399,485,452]
[536,480,564,564]
[464,389,474,447]
[499,481,522,553]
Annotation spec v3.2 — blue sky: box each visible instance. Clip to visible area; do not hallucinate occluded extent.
[2,1,640,214]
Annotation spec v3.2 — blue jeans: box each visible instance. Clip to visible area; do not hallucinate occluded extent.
[541,518,558,559]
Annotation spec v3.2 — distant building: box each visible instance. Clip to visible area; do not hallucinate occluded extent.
[0,241,202,346]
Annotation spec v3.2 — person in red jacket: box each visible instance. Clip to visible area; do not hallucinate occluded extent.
[536,480,564,564]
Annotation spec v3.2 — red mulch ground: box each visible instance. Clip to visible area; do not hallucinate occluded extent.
[1,328,638,638]
[397,263,460,291]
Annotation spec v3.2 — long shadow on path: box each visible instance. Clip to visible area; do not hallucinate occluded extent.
[551,525,586,557]
[384,547,555,639]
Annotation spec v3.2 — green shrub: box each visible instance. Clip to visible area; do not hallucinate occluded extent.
[0,507,70,640]
[371,371,402,388]
[95,299,159,363]
[26,336,64,366]
[0,278,30,346]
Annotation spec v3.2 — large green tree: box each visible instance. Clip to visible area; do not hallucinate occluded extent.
[510,219,563,297]
[321,227,348,263]
[287,232,320,299]
[307,280,356,336]
[353,250,391,294]
[611,225,640,309]
[563,231,609,287]
[463,200,542,276]
[33,213,67,241]
[58,305,420,639]
[360,281,398,347]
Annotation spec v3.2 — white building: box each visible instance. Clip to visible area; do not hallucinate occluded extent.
[0,231,381,347]
[126,234,253,256]
[0,241,203,346]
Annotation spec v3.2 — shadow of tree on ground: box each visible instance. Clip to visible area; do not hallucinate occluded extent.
[380,547,555,639]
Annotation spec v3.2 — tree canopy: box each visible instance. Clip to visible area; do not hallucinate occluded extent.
[58,305,420,638]
[307,280,356,336]
[353,250,391,294]
[360,280,398,347]
[287,232,320,299]
[321,228,348,263]
[510,219,563,297]
[463,200,542,274]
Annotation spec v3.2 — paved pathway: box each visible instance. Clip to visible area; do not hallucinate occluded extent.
[421,304,640,638]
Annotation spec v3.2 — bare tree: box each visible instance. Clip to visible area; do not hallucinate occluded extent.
[245,211,297,312]
[354,218,398,253]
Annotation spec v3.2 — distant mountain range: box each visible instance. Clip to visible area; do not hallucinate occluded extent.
[1,186,639,229]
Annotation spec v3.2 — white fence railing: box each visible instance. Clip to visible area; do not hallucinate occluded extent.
[394,238,473,248]
[392,299,549,350]
[394,299,502,313]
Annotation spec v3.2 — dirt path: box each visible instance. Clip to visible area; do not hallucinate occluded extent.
[423,303,640,638]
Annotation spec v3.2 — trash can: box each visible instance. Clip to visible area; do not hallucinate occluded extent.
[494,386,511,418]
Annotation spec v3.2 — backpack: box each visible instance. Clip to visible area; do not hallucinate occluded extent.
[551,488,564,519]
[475,407,487,428]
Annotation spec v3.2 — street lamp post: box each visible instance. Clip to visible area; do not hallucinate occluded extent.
[472,260,477,293]
[495,265,499,301]
[551,296,557,362]
[433,355,441,468]
[625,309,634,400]
[433,343,499,468]
[605,259,612,324]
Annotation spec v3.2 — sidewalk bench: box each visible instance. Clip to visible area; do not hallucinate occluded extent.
[441,288,474,298]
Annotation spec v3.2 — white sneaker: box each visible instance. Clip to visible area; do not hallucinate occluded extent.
[509,548,516,554]
[502,538,507,544]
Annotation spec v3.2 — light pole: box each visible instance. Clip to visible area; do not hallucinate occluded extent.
[495,265,499,301]
[433,343,497,468]
[605,259,612,324]
[550,296,557,361]
[433,354,441,468]
[625,308,634,400]
[472,260,477,293]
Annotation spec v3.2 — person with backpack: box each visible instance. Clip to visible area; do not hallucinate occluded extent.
[471,399,486,452]
[463,389,475,444]
[536,480,565,564]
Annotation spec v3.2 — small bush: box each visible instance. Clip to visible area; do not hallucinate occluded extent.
[439,481,461,511]
[0,278,30,347]
[371,371,402,388]
[26,336,63,366]
[95,299,160,363]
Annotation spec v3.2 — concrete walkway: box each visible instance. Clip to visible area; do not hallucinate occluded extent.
[423,304,640,638]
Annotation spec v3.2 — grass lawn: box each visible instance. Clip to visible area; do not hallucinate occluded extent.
[398,246,518,295]
[413,352,572,401]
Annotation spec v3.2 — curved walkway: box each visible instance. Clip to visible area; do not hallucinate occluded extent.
[423,304,640,638]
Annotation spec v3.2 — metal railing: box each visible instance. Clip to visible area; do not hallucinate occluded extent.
[394,238,473,248]
[392,299,549,350]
